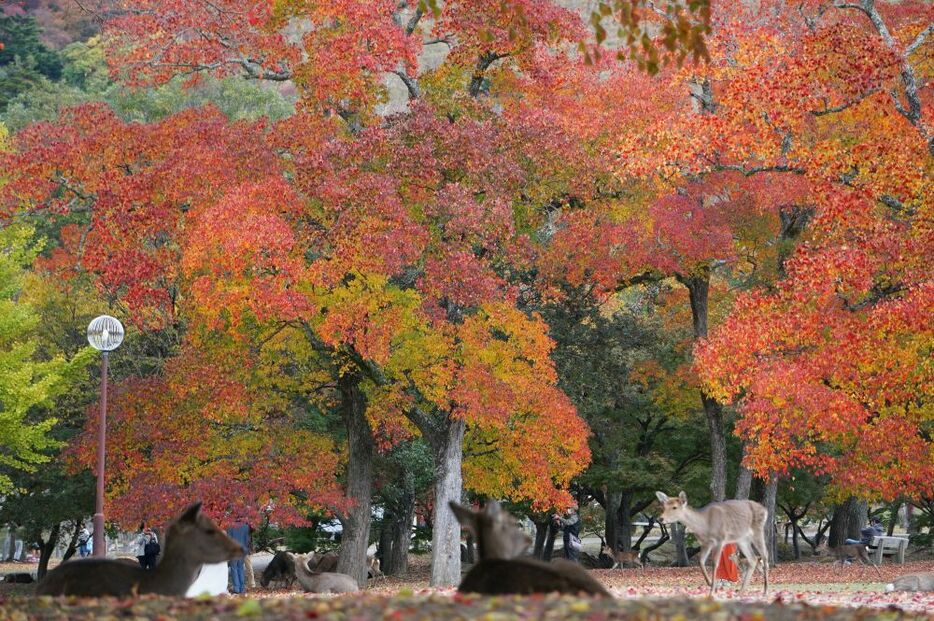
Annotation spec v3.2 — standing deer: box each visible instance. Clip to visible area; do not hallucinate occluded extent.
[36,501,244,597]
[600,544,645,572]
[820,542,883,578]
[655,491,769,596]
[450,501,611,597]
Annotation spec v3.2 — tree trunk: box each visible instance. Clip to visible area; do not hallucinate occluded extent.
[829,497,856,547]
[603,491,622,552]
[670,522,689,567]
[680,271,727,502]
[389,490,415,576]
[886,501,900,537]
[335,374,374,587]
[532,516,550,559]
[618,492,634,550]
[5,524,16,562]
[60,520,81,563]
[849,499,867,541]
[543,521,558,561]
[641,521,669,564]
[791,518,800,559]
[377,512,394,573]
[735,443,753,500]
[428,417,465,587]
[763,477,778,566]
[36,523,61,581]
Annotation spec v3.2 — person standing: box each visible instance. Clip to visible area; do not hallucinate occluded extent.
[77,525,91,558]
[555,503,581,562]
[134,523,148,567]
[226,518,251,595]
[142,528,160,569]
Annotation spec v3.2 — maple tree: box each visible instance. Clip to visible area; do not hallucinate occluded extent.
[1,0,598,587]
[638,1,934,501]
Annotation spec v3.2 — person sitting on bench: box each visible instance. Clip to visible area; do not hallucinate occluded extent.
[846,517,883,546]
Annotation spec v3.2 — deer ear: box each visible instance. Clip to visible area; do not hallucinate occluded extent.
[655,491,669,503]
[678,491,688,504]
[179,501,203,523]
[450,502,478,532]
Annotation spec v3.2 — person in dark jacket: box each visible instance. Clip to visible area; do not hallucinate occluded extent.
[555,504,581,562]
[846,517,883,546]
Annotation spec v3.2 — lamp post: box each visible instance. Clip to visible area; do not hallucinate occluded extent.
[87,315,124,558]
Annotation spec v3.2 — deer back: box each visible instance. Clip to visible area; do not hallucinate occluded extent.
[290,553,358,593]
[459,557,610,597]
[697,500,767,543]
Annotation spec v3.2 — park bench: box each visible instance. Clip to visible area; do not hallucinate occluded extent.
[870,535,909,564]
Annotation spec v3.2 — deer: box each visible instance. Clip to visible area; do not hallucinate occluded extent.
[655,491,769,597]
[450,501,611,597]
[286,552,359,593]
[819,542,883,578]
[306,551,382,579]
[36,501,244,597]
[260,551,297,589]
[886,572,934,592]
[600,543,645,572]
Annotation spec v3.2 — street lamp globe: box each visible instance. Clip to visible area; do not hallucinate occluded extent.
[87,315,124,352]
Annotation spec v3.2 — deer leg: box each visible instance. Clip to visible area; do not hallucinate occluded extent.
[750,530,769,595]
[707,542,725,598]
[697,545,714,588]
[859,549,883,579]
[736,540,758,593]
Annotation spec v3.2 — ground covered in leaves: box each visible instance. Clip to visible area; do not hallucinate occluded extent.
[2,559,933,619]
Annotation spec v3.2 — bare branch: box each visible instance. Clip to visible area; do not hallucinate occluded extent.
[906,24,934,57]
[811,88,880,116]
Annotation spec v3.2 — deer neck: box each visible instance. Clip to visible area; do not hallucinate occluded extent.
[141,540,203,595]
[676,506,710,537]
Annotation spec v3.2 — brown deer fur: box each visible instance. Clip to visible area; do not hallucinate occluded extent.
[36,502,243,597]
[600,544,645,572]
[450,501,610,597]
[288,553,359,593]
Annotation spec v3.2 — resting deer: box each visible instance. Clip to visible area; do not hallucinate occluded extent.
[600,544,645,572]
[655,491,769,596]
[36,501,243,597]
[287,553,359,593]
[886,572,934,592]
[306,551,381,579]
[820,542,882,578]
[450,501,611,597]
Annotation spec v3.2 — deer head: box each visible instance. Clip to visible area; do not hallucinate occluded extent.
[655,491,689,525]
[450,500,531,560]
[165,501,244,564]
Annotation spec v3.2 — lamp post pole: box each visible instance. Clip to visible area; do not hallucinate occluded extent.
[93,351,109,558]
[87,315,124,558]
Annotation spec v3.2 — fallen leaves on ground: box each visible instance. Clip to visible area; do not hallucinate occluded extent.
[4,559,933,618]
[3,591,932,621]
